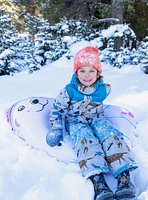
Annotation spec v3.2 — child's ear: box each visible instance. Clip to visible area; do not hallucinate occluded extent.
[76,73,79,80]
[97,73,100,77]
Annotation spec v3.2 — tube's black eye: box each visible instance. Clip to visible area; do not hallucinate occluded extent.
[31,99,39,104]
[18,105,25,111]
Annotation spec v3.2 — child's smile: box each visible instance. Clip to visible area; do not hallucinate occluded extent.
[77,66,98,86]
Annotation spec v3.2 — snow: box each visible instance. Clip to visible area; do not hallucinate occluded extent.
[0,49,14,59]
[0,41,148,200]
[101,24,136,39]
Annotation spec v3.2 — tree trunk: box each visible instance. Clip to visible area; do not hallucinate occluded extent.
[111,0,124,51]
[111,0,123,23]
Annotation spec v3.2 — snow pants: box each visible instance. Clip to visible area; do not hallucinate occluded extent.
[66,119,138,179]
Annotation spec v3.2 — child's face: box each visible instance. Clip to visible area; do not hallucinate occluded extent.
[77,66,98,86]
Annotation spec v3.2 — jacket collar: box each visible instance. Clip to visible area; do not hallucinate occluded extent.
[70,74,104,90]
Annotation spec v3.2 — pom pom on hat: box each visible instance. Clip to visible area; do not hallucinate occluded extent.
[73,46,102,74]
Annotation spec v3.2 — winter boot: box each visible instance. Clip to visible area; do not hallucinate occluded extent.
[90,173,114,200]
[115,170,136,200]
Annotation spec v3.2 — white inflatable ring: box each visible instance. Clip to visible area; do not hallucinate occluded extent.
[7,97,138,163]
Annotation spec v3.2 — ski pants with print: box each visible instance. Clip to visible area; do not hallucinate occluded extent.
[66,119,138,179]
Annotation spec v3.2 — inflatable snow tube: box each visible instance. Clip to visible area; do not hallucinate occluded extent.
[7,97,138,163]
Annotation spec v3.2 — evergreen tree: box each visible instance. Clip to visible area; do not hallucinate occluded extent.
[0,14,17,75]
[138,37,148,74]
[23,13,43,40]
[0,13,34,75]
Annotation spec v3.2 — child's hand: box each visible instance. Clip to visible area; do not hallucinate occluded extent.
[46,129,62,147]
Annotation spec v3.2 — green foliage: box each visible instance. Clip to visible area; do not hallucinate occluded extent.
[41,0,62,24]
[23,13,43,34]
[94,2,111,19]
[124,1,148,40]
[1,0,147,40]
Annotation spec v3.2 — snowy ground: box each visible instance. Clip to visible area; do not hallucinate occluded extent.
[0,42,148,200]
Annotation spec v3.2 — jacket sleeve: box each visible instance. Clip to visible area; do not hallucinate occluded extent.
[49,87,70,130]
[46,87,70,147]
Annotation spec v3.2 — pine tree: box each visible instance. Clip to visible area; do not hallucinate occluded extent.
[0,13,35,75]
[0,14,19,75]
[139,37,148,74]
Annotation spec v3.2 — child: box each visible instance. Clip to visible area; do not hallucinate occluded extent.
[46,46,138,200]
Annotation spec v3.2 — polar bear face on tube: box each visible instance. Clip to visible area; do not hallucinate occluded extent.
[7,97,54,145]
[7,97,77,162]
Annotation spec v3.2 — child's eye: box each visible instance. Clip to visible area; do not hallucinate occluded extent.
[90,70,96,72]
[79,69,85,73]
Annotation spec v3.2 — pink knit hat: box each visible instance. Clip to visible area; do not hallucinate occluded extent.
[73,46,102,74]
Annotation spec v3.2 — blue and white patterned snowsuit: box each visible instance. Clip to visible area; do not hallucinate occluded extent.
[46,74,137,179]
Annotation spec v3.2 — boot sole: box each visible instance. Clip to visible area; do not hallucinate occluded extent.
[95,192,114,200]
[115,197,135,200]
[115,189,136,200]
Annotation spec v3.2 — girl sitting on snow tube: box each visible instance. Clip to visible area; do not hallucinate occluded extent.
[46,46,138,200]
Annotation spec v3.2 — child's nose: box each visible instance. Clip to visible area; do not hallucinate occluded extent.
[85,72,90,76]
